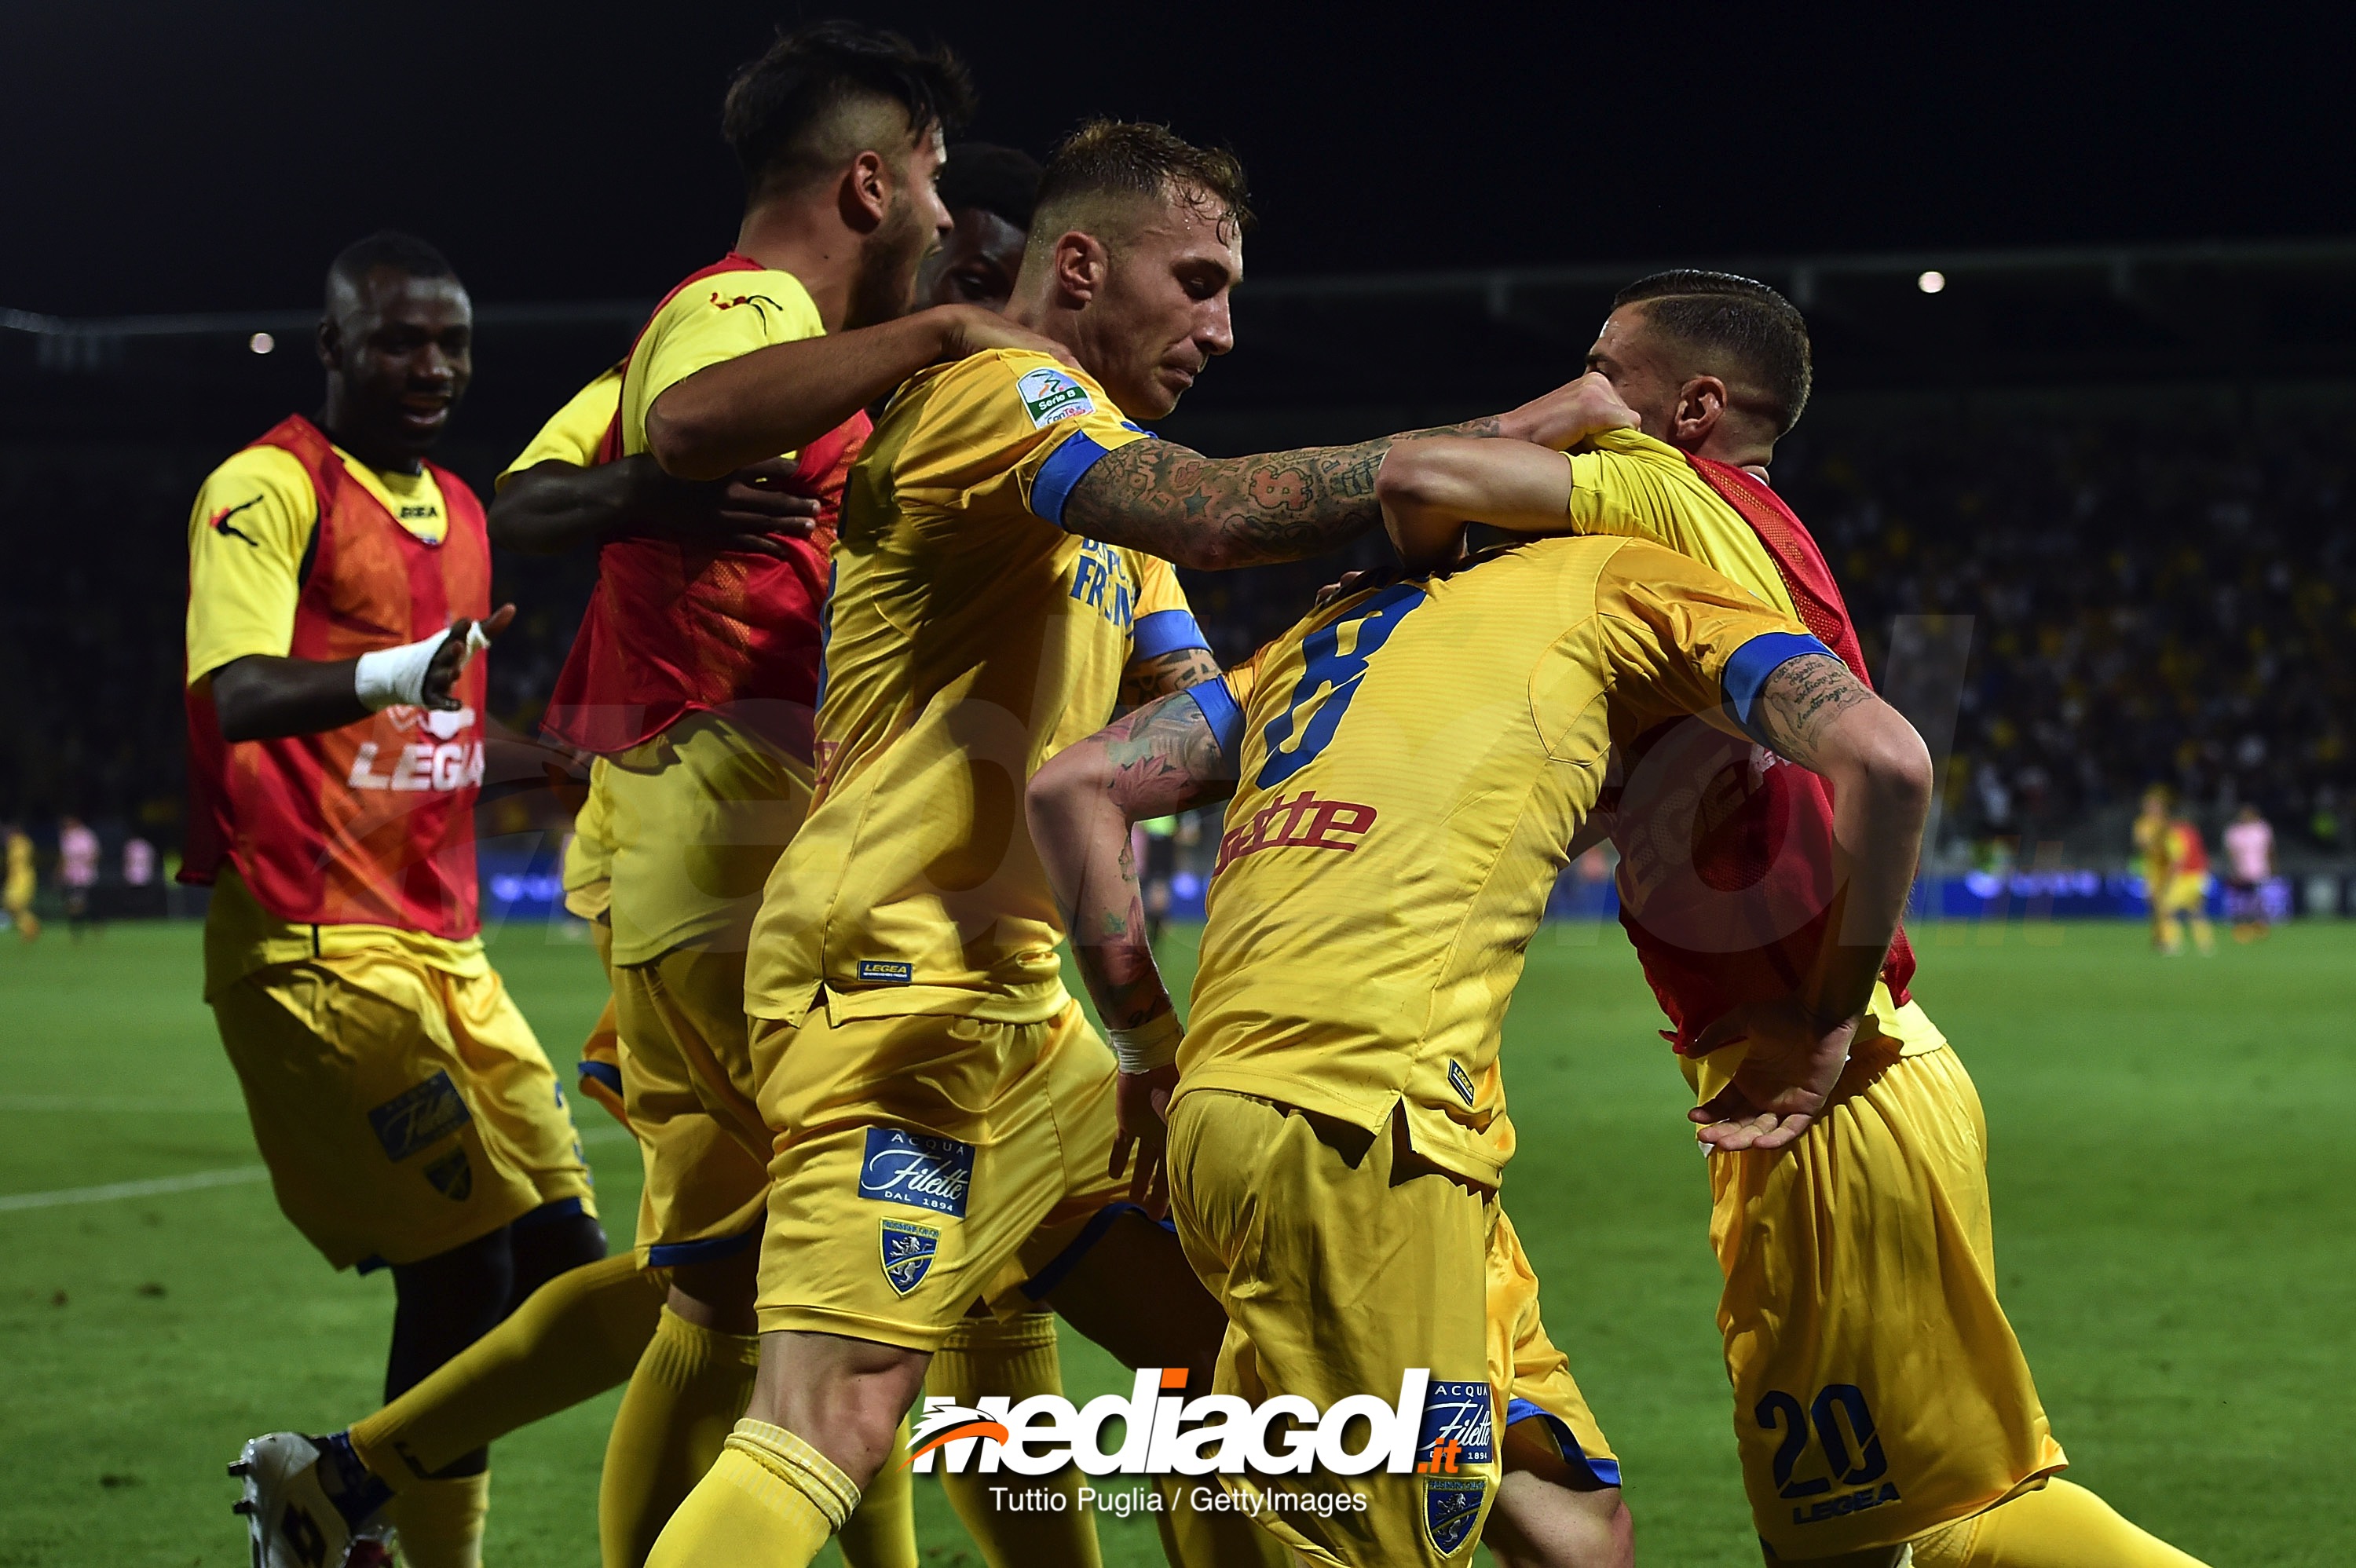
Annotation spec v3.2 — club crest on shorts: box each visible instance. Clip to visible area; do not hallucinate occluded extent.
[859,1128,975,1217]
[880,1219,939,1296]
[1423,1477,1486,1555]
[368,1070,472,1162]
[423,1147,474,1201]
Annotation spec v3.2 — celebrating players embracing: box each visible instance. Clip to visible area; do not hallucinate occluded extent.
[1370,272,2209,1566]
[643,118,1624,1567]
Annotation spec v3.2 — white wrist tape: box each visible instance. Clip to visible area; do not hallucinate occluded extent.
[1107,1010,1183,1073]
[353,623,490,712]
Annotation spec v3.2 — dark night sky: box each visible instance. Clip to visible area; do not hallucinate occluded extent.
[5,2,2353,316]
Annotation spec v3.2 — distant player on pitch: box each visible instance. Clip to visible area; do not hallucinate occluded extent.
[2222,803,2275,941]
[194,232,605,1568]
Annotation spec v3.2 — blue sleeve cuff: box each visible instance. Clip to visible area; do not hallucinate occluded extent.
[1132,609,1209,660]
[1722,630,1839,741]
[1030,432,1117,530]
[1186,677,1246,765]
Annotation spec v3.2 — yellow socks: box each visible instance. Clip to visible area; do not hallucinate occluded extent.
[836,1416,918,1568]
[350,1252,660,1482]
[382,1472,489,1568]
[1911,1478,2211,1567]
[928,1313,1100,1568]
[644,1420,856,1568]
[599,1306,762,1568]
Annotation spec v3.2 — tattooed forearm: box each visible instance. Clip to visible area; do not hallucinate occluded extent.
[1060,421,1494,572]
[1118,644,1222,712]
[1099,690,1239,821]
[1751,655,1873,770]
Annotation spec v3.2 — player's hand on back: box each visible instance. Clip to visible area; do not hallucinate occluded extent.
[635,455,825,558]
[930,304,1081,370]
[1686,999,1859,1153]
[421,604,514,712]
[1110,1065,1179,1217]
[1496,370,1639,450]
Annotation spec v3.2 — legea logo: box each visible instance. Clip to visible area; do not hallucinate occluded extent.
[906,1367,1477,1478]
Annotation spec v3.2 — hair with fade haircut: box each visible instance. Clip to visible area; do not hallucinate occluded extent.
[1028,119,1253,259]
[325,230,458,303]
[1614,270,1813,436]
[939,142,1043,231]
[722,20,975,196]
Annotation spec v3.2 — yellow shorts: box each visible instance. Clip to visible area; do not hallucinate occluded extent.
[2160,872,2212,916]
[609,940,772,1270]
[210,951,594,1271]
[1692,1040,2066,1557]
[601,712,810,967]
[749,998,1131,1348]
[1168,1089,1616,1568]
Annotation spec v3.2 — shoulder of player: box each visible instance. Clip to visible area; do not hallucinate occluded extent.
[649,263,822,338]
[192,444,316,528]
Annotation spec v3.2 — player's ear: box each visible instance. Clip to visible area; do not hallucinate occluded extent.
[315,316,341,373]
[1674,375,1727,444]
[840,150,889,234]
[1051,232,1107,309]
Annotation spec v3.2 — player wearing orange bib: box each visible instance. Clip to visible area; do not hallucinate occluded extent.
[199,234,605,1568]
[645,120,1617,1568]
[1025,510,1935,1564]
[1365,276,2208,1567]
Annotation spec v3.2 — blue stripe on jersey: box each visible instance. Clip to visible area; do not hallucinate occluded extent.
[1722,630,1838,743]
[1030,432,1116,529]
[1503,1397,1622,1487]
[1132,608,1209,660]
[1187,677,1247,765]
[577,1059,622,1095]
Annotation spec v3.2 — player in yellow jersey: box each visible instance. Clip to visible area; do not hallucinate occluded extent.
[1359,277,2208,1566]
[644,117,1621,1568]
[2,824,37,942]
[2132,786,2213,956]
[1024,508,1937,1563]
[203,235,606,1568]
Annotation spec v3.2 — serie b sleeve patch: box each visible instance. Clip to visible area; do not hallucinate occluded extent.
[1016,366,1097,428]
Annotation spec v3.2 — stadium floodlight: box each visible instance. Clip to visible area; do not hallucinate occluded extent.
[248,331,275,353]
[1917,270,1947,294]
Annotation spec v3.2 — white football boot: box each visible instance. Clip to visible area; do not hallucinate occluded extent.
[229,1432,392,1568]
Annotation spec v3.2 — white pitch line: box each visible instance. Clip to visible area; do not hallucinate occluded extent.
[0,1166,269,1212]
[0,1096,245,1113]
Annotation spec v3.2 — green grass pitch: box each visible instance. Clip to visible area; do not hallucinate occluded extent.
[2,916,2343,1566]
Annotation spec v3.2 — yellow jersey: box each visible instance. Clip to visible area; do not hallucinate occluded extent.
[1559,427,1944,1055]
[185,441,474,996]
[1179,536,1826,1186]
[745,349,1206,1027]
[499,364,620,484]
[594,266,829,965]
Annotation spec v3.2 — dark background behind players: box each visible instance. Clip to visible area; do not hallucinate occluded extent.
[3,5,2355,892]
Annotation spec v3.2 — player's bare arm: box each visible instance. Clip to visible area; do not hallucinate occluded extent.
[210,605,515,742]
[488,455,821,557]
[1115,643,1221,712]
[1374,373,1638,571]
[1058,372,1641,571]
[646,306,1074,481]
[1690,653,1933,1152]
[1027,689,1238,1209]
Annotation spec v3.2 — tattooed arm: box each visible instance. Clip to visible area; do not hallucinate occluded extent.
[1376,374,1637,572]
[1027,689,1239,1209]
[1118,643,1222,713]
[1690,653,1933,1153]
[1058,373,1637,571]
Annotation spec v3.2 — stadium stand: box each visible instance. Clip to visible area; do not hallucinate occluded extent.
[5,243,2354,882]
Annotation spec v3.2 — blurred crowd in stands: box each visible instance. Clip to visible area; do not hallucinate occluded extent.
[4,397,2353,912]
